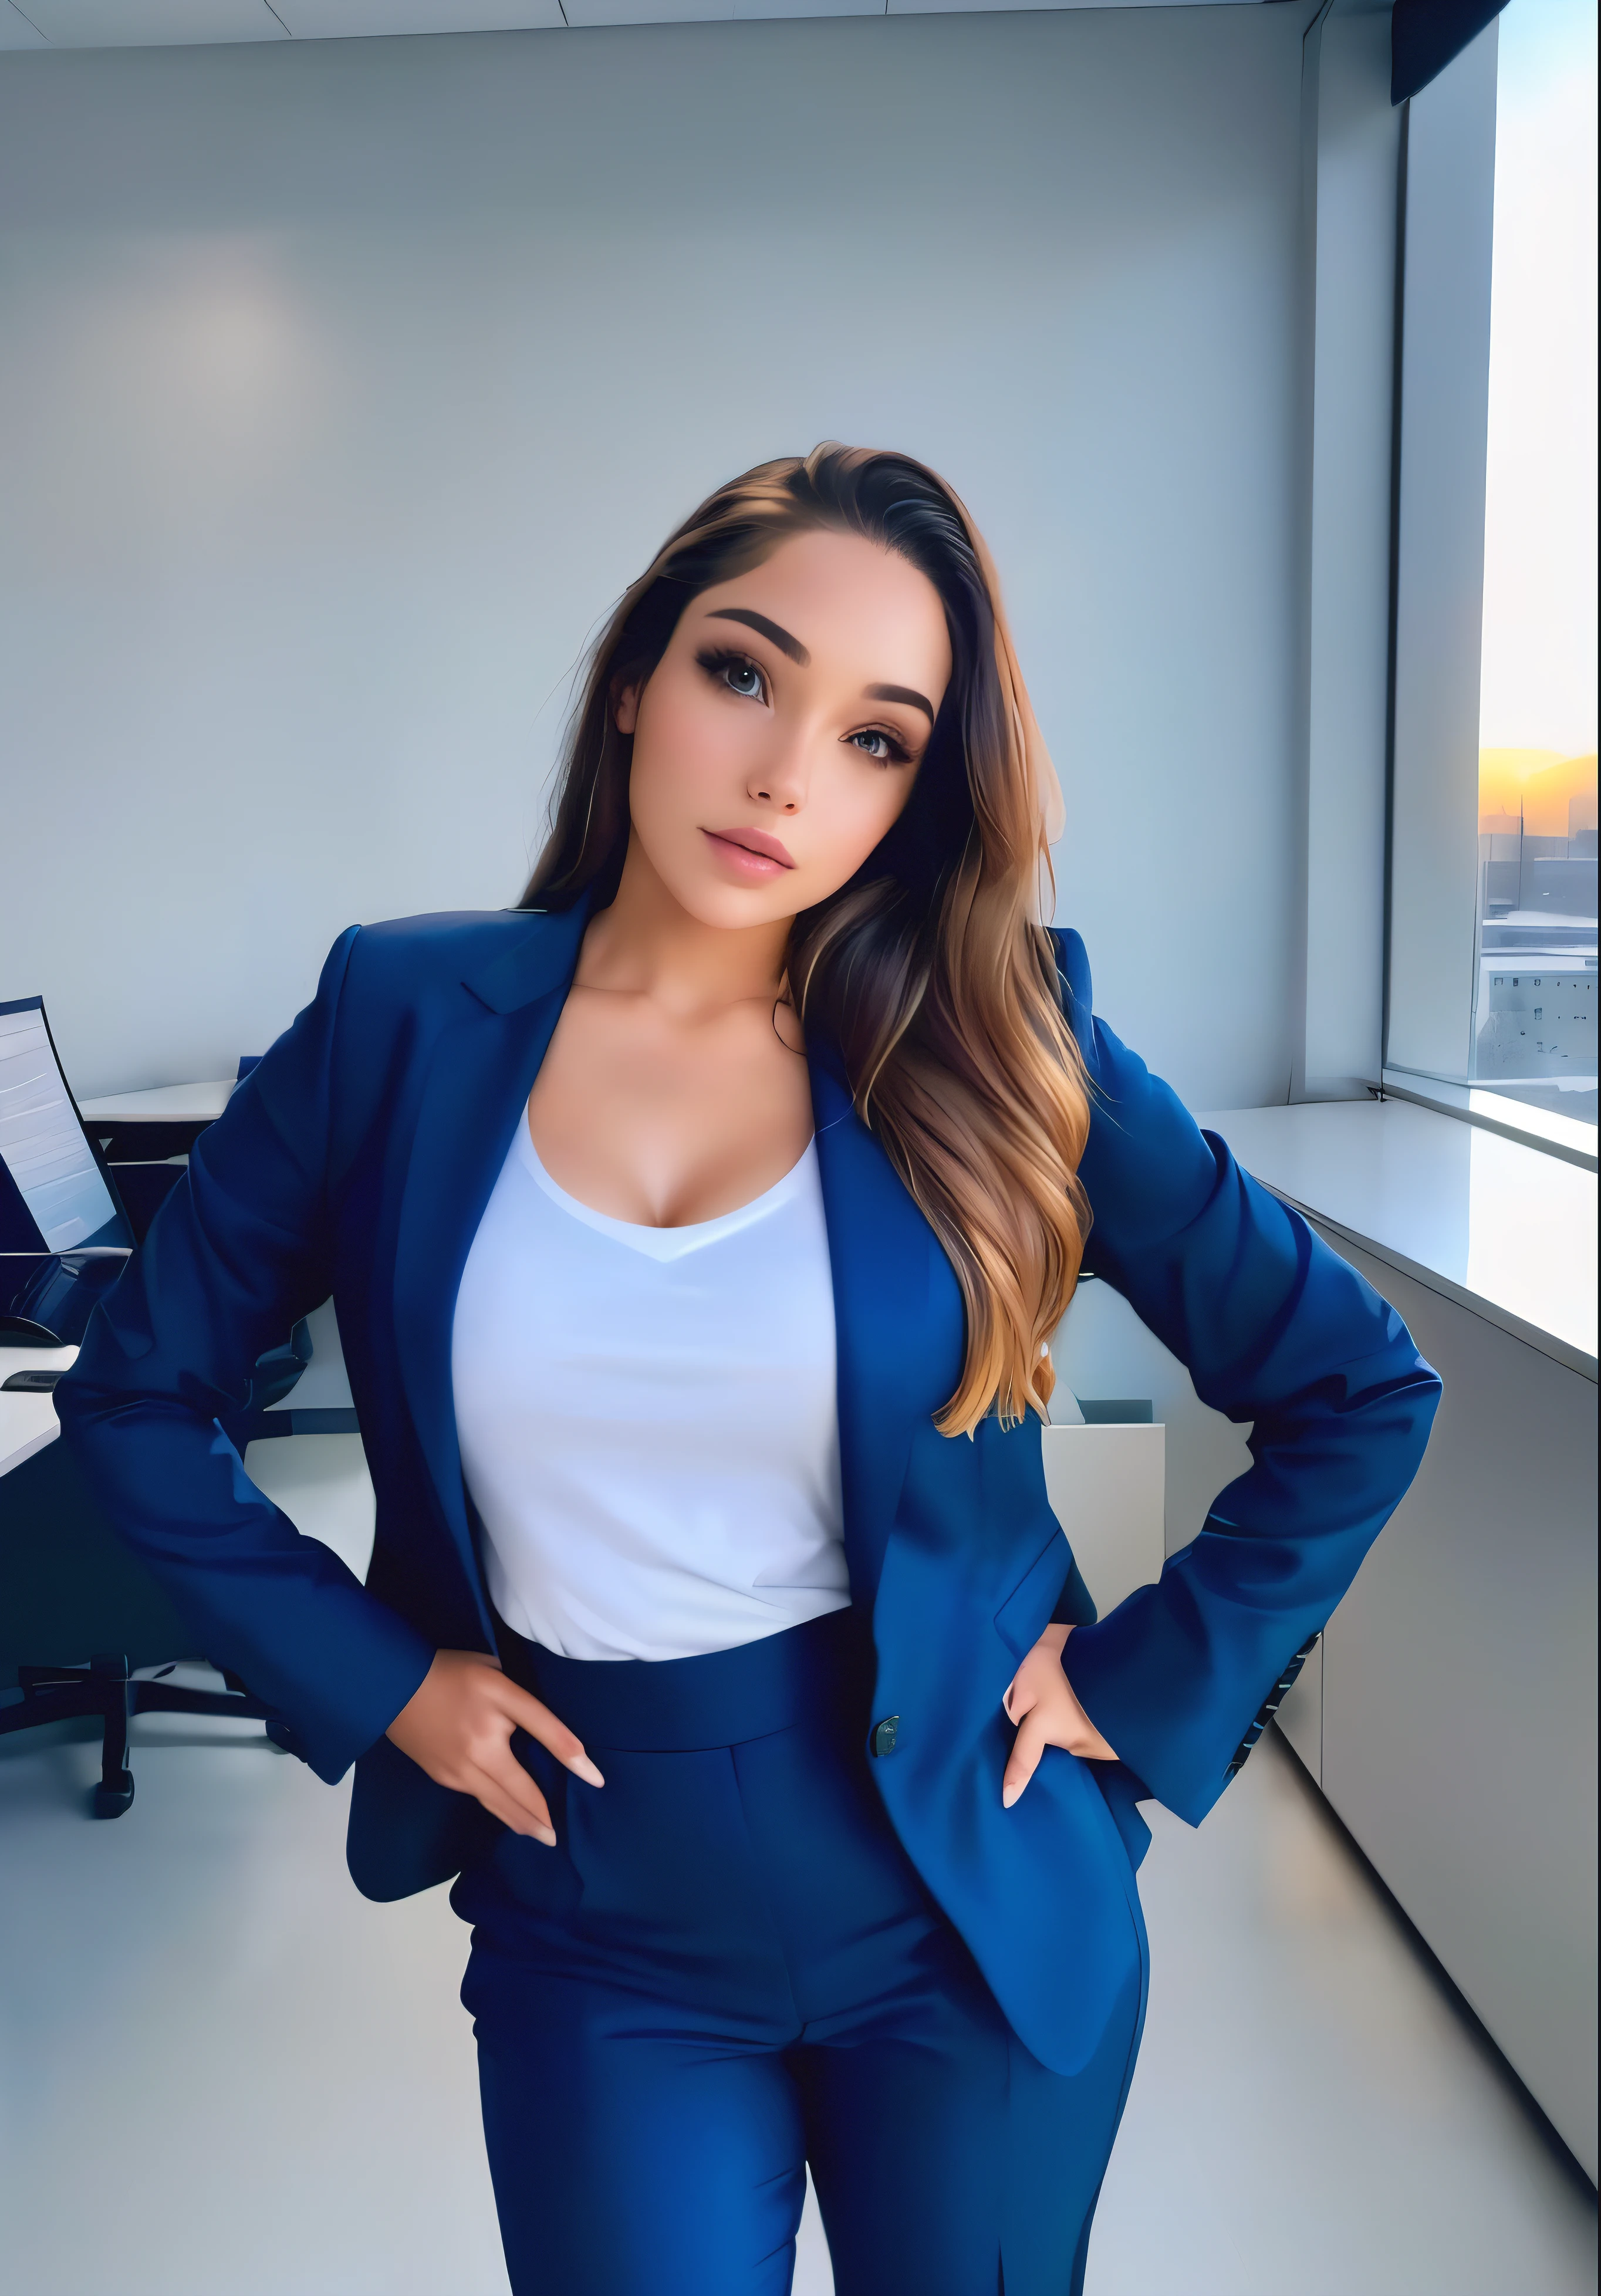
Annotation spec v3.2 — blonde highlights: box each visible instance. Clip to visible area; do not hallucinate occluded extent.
[525,445,1092,1437]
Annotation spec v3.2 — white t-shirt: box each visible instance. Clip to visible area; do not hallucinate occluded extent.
[450,1117,850,1661]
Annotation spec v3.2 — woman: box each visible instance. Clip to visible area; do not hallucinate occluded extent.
[58,445,1440,2296]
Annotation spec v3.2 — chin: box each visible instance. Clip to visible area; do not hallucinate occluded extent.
[637,828,809,930]
[681,880,797,931]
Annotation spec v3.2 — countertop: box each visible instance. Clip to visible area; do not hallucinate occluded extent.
[0,1346,77,1478]
[1200,1098,1597,1379]
[77,1080,234,1123]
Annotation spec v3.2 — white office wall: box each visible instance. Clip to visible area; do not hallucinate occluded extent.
[1293,0,1400,1100]
[0,8,1306,1105]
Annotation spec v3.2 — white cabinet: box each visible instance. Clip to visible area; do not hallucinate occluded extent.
[1200,1098,1598,2181]
[1039,1422,1166,1615]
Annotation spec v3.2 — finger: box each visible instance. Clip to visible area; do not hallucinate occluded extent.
[491,1676,606,1789]
[461,1722,557,1824]
[480,1734,557,1827]
[471,1750,557,1844]
[1002,1711,1048,1809]
[1065,1713,1119,1762]
[1002,1671,1038,1725]
[1055,1671,1119,1762]
[474,1780,558,1846]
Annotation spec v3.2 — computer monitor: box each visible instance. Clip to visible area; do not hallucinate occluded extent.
[0,997,133,1254]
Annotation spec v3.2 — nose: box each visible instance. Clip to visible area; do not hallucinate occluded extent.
[748,735,807,816]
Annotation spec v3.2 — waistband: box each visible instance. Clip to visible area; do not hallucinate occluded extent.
[494,1605,870,1753]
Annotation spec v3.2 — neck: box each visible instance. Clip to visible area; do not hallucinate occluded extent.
[576,833,793,1016]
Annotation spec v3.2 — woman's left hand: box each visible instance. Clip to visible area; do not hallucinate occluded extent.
[1001,1623,1119,1807]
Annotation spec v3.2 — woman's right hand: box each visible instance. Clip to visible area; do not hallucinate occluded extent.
[384,1648,604,1846]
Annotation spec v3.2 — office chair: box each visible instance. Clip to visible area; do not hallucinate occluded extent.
[0,1315,312,1818]
[0,1007,319,1811]
[0,1441,299,1819]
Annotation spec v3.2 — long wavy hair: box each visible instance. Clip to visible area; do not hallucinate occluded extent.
[522,444,1091,1436]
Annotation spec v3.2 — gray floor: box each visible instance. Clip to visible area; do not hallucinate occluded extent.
[2,1438,1595,2294]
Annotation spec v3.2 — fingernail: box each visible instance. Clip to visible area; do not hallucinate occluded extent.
[570,1752,606,1789]
[1002,1785,1019,1809]
[532,1822,557,1847]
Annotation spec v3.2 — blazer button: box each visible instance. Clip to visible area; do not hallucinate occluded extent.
[870,1714,900,1758]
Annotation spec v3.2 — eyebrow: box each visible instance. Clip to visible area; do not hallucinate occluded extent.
[704,610,935,725]
[705,607,810,666]
[865,682,935,724]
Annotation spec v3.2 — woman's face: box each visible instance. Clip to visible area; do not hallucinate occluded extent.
[617,526,953,930]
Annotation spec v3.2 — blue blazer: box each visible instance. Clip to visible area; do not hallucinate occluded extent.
[56,901,1440,2076]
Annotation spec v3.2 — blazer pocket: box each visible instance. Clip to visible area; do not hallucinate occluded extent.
[994,1528,1071,1663]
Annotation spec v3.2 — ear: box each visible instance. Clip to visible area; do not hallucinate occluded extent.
[613,681,640,737]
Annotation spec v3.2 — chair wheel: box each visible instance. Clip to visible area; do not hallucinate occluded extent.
[92,1772,135,1819]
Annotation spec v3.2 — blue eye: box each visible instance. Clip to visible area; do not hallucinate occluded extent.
[698,647,767,701]
[849,728,910,766]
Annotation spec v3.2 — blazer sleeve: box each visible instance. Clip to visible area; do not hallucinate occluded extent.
[53,928,435,1787]
[1050,927,1442,1826]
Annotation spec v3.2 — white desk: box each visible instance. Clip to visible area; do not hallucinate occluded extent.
[0,1348,76,1480]
[77,1081,235,1125]
[0,1306,354,1460]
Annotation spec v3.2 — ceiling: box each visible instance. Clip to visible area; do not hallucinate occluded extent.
[0,0,1264,53]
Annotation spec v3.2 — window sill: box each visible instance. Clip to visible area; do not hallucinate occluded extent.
[1379,1068,1597,1173]
[1195,1098,1597,1381]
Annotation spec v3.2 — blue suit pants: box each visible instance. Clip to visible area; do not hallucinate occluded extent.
[451,1612,1143,2296]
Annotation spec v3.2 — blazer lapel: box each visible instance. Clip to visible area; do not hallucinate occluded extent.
[386,903,960,1635]
[808,1045,965,1606]
[391,903,589,1622]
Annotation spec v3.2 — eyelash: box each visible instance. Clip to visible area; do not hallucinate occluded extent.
[695,647,913,768]
[697,647,768,704]
[848,727,913,767]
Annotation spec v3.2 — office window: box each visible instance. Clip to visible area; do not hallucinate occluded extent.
[1471,0,1598,1125]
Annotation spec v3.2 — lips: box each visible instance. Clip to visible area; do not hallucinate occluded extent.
[703,826,796,870]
